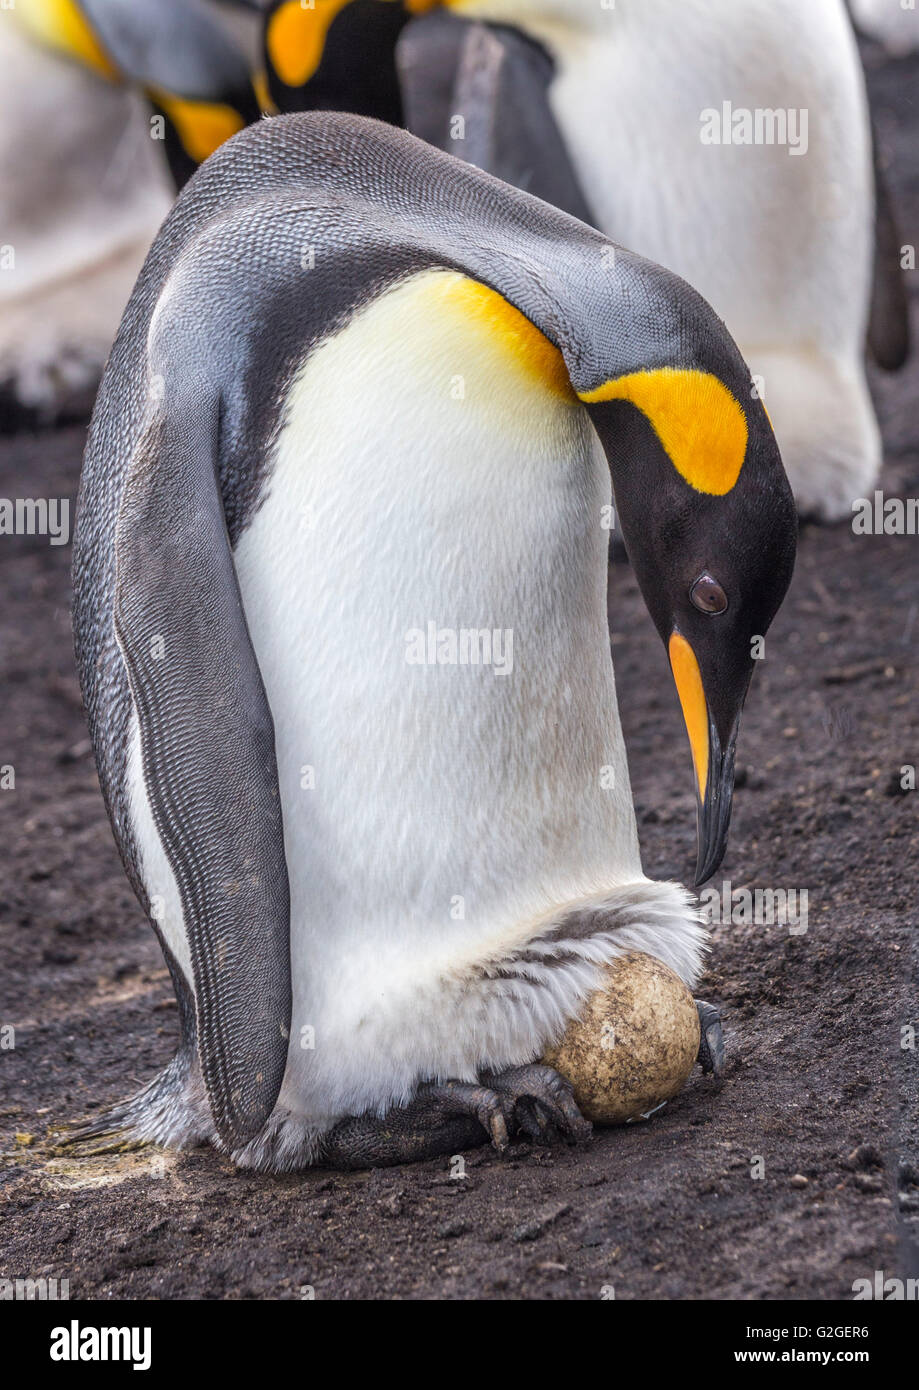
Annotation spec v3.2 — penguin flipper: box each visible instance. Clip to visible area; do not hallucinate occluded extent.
[396,11,597,226]
[395,9,467,149]
[114,391,291,1150]
[868,122,910,370]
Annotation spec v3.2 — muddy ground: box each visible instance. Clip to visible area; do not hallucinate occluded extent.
[1,51,917,1301]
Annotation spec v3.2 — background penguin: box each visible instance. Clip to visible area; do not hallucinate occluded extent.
[73,113,797,1171]
[849,0,919,56]
[258,0,906,523]
[0,0,261,428]
[0,15,172,429]
[15,0,263,187]
[260,0,430,122]
[395,0,911,522]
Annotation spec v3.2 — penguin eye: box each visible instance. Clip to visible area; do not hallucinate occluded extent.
[690,573,728,614]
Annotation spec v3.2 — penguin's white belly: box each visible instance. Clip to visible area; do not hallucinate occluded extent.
[547,0,873,355]
[231,269,642,1126]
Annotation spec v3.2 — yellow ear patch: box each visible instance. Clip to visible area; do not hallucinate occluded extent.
[268,0,438,88]
[147,89,246,165]
[267,0,353,88]
[15,0,119,80]
[437,276,577,402]
[579,368,748,495]
[668,632,710,798]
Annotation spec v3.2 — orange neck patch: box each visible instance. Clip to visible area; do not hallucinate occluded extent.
[267,0,352,87]
[439,276,577,402]
[579,368,748,495]
[147,88,246,165]
[16,0,119,80]
[268,0,440,88]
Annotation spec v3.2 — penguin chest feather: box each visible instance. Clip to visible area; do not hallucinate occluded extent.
[228,268,642,1125]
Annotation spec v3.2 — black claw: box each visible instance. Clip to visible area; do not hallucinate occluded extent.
[416,1079,511,1151]
[696,999,726,1078]
[480,1098,510,1154]
[483,1062,593,1144]
[513,1096,549,1144]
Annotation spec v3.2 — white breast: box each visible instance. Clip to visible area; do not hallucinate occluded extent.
[850,0,919,55]
[231,268,643,1126]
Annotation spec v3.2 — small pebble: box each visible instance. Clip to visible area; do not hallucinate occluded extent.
[854,1173,883,1194]
[848,1143,883,1171]
[436,1220,470,1239]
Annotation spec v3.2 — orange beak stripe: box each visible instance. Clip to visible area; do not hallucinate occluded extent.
[668,631,709,799]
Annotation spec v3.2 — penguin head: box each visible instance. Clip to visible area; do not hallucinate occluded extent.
[263,0,433,120]
[582,339,797,885]
[16,0,264,188]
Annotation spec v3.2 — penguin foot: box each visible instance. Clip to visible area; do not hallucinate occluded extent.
[318,1066,591,1170]
[695,1000,725,1077]
[481,1063,593,1145]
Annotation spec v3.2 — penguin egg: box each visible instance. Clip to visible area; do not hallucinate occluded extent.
[543,952,700,1125]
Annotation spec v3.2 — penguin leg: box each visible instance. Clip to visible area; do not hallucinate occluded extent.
[695,1000,725,1077]
[319,1066,590,1170]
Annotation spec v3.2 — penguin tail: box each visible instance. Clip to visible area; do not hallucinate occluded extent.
[60,1050,213,1156]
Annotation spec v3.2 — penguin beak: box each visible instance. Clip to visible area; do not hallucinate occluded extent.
[668,631,741,886]
[693,709,740,887]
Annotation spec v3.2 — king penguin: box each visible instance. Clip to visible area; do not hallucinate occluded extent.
[14,0,263,187]
[73,113,797,1171]
[0,0,263,427]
